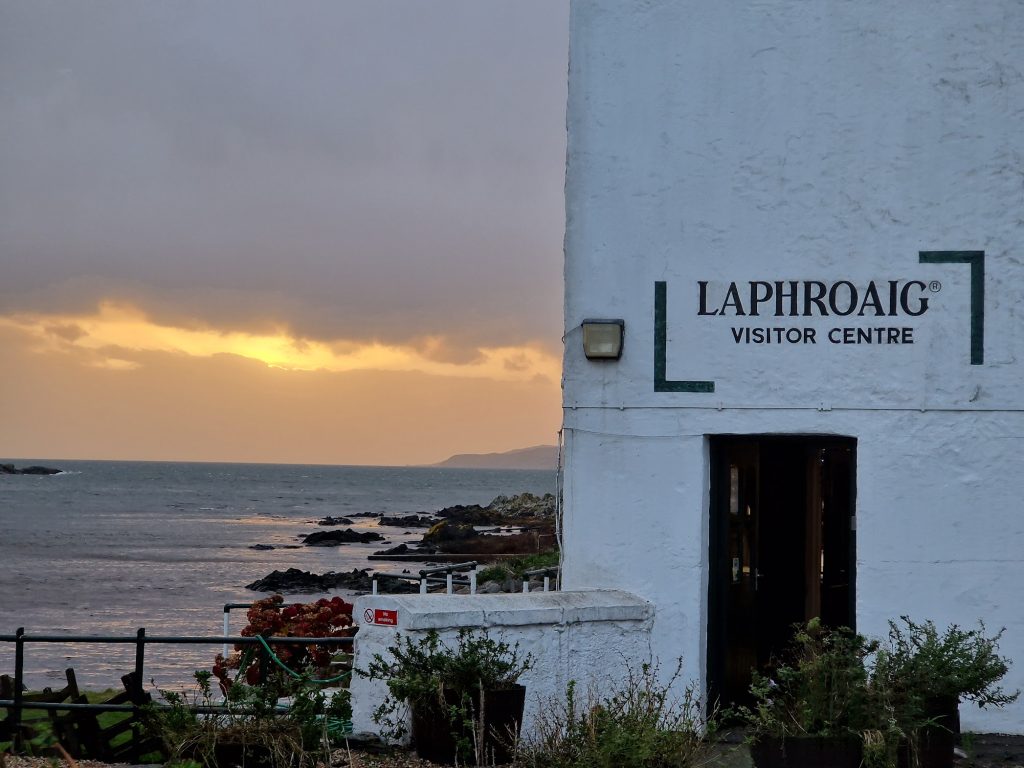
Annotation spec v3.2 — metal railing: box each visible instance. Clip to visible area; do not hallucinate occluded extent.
[370,561,479,595]
[523,565,560,593]
[0,628,353,757]
[370,562,561,596]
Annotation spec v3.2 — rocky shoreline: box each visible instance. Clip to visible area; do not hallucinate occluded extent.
[246,492,557,595]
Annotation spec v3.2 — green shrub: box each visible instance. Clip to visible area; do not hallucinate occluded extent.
[360,628,532,749]
[873,616,1019,709]
[741,619,901,768]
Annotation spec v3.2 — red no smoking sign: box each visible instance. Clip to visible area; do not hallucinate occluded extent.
[363,608,398,626]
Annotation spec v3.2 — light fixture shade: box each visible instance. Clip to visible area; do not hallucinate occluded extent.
[582,319,625,360]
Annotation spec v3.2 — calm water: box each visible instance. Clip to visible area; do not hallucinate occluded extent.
[0,460,555,691]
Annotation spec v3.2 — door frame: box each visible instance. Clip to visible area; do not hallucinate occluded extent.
[705,434,858,708]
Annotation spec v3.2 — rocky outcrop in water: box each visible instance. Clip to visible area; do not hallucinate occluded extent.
[377,514,437,528]
[316,516,354,526]
[485,492,556,519]
[432,493,555,525]
[374,543,411,556]
[1,464,62,475]
[302,528,386,546]
[246,567,417,594]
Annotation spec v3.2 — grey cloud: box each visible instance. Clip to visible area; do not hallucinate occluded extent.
[0,1,568,350]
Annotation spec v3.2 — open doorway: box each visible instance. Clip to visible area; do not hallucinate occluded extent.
[706,435,856,707]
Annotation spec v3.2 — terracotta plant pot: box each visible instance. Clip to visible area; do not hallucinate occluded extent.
[411,685,526,766]
[751,735,864,768]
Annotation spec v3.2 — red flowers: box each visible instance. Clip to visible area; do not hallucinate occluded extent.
[214,594,355,690]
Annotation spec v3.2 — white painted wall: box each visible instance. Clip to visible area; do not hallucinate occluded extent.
[349,591,654,739]
[564,0,1024,733]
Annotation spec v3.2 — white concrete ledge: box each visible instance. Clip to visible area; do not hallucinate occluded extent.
[355,589,652,631]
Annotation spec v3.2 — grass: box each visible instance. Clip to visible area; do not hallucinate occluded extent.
[477,551,560,585]
[1,687,160,760]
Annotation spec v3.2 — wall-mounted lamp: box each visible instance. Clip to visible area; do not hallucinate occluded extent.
[582,319,625,360]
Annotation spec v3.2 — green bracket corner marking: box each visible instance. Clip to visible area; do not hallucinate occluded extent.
[919,251,985,365]
[654,281,715,392]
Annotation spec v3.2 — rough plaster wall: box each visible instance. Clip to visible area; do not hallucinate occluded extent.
[561,408,1024,733]
[564,0,1024,734]
[564,0,1024,409]
[348,592,654,738]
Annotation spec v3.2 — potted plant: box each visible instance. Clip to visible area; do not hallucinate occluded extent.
[360,628,533,765]
[873,617,1019,768]
[743,619,899,768]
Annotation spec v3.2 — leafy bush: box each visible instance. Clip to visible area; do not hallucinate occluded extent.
[516,660,715,768]
[360,628,532,745]
[741,619,902,768]
[873,616,1019,709]
[745,619,884,740]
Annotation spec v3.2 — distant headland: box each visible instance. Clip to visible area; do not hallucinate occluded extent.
[429,445,557,470]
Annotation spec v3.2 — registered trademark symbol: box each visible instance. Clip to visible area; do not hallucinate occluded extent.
[929,281,942,292]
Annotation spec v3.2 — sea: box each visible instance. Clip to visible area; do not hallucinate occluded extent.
[0,460,556,692]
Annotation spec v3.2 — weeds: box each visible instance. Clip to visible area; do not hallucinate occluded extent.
[515,659,716,768]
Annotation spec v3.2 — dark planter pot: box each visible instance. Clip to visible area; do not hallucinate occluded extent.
[411,685,526,766]
[751,735,864,768]
[898,696,959,768]
[187,741,274,768]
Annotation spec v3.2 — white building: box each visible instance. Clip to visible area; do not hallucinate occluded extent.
[561,0,1024,734]
[354,0,1024,736]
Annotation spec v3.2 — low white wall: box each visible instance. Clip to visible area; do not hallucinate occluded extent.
[349,590,655,739]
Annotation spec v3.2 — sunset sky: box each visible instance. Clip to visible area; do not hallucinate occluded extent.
[0,2,568,466]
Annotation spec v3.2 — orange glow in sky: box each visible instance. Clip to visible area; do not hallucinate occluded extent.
[0,304,562,466]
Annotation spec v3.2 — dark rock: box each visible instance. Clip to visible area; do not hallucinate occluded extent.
[374,543,410,556]
[246,567,364,593]
[249,544,275,551]
[434,504,499,525]
[1,464,62,475]
[302,528,385,546]
[245,567,417,594]
[422,520,477,544]
[377,514,437,528]
[317,516,355,526]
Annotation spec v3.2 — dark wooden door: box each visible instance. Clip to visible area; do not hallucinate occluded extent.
[708,436,856,709]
